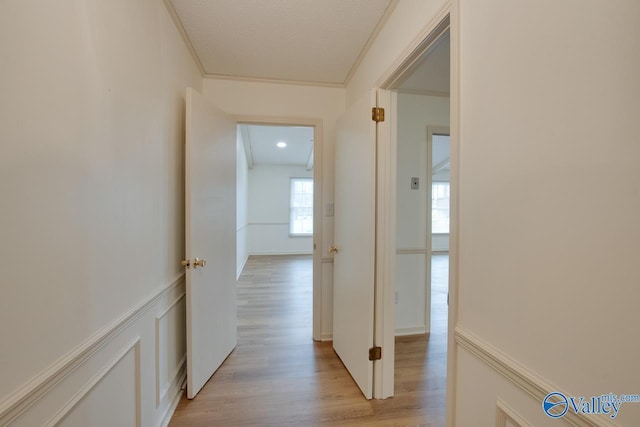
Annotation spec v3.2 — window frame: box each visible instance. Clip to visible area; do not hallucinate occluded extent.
[289,177,314,237]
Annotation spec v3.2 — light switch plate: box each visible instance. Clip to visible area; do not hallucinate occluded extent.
[325,203,334,217]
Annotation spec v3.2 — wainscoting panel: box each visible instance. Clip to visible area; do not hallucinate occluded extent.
[455,327,619,427]
[155,293,186,407]
[0,276,186,427]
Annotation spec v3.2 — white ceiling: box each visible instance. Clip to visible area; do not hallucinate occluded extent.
[169,0,393,85]
[241,124,314,168]
[397,31,450,94]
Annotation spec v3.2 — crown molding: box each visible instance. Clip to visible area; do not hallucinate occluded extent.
[344,0,400,87]
[204,73,344,89]
[162,0,206,76]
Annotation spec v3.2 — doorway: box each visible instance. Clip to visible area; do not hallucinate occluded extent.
[390,25,451,415]
[235,119,323,341]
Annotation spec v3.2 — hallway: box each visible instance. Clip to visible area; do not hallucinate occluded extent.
[169,255,447,426]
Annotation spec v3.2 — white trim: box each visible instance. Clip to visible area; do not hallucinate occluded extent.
[161,0,205,76]
[249,251,313,256]
[232,115,324,342]
[321,257,334,264]
[395,326,426,336]
[456,327,619,427]
[158,375,186,427]
[396,88,450,98]
[496,398,533,427]
[44,338,142,427]
[371,1,457,422]
[396,248,428,254]
[376,2,451,89]
[239,124,254,169]
[343,0,400,86]
[446,3,460,425]
[236,224,248,232]
[320,333,333,342]
[0,275,185,425]
[155,292,186,406]
[373,88,396,399]
[204,73,344,89]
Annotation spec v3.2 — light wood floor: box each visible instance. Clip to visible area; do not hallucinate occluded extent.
[169,254,448,426]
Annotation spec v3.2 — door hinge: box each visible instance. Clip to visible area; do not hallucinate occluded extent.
[369,346,382,361]
[371,107,385,123]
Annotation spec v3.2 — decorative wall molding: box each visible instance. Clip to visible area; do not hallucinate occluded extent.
[0,275,185,425]
[44,338,142,427]
[396,247,428,255]
[495,398,532,427]
[161,0,205,76]
[159,374,186,427]
[321,257,334,264]
[155,292,186,406]
[455,327,619,427]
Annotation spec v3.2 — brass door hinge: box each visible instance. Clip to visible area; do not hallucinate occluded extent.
[369,346,382,361]
[371,107,385,123]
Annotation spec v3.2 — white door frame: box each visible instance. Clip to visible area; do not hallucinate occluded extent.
[426,125,450,335]
[373,2,459,425]
[233,115,324,342]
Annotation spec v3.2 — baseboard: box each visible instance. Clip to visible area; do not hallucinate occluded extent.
[320,332,333,342]
[455,327,618,427]
[395,326,427,336]
[236,254,249,280]
[158,368,186,427]
[248,251,313,256]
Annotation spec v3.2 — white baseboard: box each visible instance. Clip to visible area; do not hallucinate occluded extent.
[158,369,186,427]
[395,326,427,336]
[320,332,333,342]
[249,251,313,256]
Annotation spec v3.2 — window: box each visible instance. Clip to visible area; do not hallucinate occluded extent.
[290,178,313,236]
[432,182,450,234]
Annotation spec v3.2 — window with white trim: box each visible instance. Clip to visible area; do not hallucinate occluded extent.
[432,182,450,234]
[290,178,313,236]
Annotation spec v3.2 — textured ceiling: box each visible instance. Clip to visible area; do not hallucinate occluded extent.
[242,125,314,167]
[170,0,393,84]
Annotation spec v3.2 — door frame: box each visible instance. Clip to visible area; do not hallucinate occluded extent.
[426,125,450,334]
[373,1,459,424]
[233,114,324,342]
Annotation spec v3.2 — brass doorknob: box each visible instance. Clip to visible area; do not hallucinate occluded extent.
[193,258,207,268]
[329,246,339,254]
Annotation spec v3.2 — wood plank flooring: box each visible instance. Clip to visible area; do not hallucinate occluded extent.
[169,254,448,426]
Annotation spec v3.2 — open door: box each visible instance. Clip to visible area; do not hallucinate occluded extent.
[332,90,378,399]
[184,87,237,399]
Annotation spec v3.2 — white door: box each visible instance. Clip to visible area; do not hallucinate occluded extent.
[333,90,377,399]
[185,87,237,399]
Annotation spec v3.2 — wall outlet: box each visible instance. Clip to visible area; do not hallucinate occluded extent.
[411,177,419,190]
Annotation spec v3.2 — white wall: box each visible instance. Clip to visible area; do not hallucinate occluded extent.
[236,128,249,278]
[248,165,313,255]
[455,1,640,425]
[395,93,449,334]
[0,0,201,425]
[202,78,344,340]
[350,0,640,425]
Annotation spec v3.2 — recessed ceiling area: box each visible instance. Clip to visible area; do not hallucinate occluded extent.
[397,31,450,95]
[168,0,393,84]
[240,124,314,169]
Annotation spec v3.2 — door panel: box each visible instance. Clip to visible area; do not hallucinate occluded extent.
[333,90,377,399]
[185,87,237,399]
